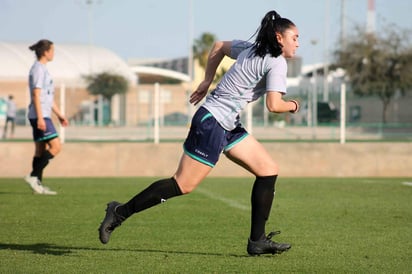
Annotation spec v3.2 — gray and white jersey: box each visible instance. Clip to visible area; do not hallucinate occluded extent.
[28,61,54,119]
[202,40,288,131]
[6,100,16,118]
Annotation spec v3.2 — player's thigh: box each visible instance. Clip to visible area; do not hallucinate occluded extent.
[174,153,213,194]
[225,135,278,176]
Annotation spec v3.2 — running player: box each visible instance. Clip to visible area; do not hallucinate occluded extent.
[99,10,300,255]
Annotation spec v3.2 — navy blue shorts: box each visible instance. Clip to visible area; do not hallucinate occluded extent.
[29,118,58,142]
[183,107,248,167]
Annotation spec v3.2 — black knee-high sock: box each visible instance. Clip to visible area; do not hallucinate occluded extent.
[30,157,41,178]
[30,151,54,181]
[250,175,278,241]
[116,177,183,219]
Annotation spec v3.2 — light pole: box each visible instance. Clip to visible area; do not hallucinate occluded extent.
[187,0,195,124]
[311,39,318,131]
[84,0,102,126]
[84,0,98,74]
[323,0,330,102]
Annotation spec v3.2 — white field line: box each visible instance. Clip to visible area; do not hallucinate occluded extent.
[360,180,411,185]
[196,188,249,211]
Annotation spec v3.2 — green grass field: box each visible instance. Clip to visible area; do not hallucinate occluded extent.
[0,177,411,273]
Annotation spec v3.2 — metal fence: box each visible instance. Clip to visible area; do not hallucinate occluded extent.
[2,82,411,142]
[3,121,411,143]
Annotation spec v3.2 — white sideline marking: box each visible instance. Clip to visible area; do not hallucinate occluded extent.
[197,188,249,211]
[401,182,412,187]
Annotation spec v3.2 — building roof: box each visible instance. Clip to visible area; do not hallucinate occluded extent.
[131,66,190,84]
[0,42,136,86]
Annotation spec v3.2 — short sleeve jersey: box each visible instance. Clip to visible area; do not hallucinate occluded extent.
[202,40,288,131]
[28,61,54,119]
[6,100,16,118]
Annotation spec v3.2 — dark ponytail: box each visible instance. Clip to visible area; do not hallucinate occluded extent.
[29,39,53,59]
[252,10,295,58]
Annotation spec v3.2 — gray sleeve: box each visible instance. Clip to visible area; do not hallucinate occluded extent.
[230,40,253,59]
[266,57,288,94]
[31,64,44,89]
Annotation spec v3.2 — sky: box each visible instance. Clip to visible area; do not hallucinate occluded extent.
[0,0,411,66]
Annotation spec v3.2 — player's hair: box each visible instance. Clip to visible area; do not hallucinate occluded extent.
[252,10,295,58]
[29,39,53,59]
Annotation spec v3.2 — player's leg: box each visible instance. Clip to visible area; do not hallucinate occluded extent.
[225,135,278,239]
[25,119,45,193]
[116,106,216,218]
[46,136,62,156]
[99,153,212,244]
[173,153,213,193]
[34,118,61,181]
[117,153,211,218]
[99,106,219,244]
[10,118,15,137]
[25,118,60,194]
[30,141,46,178]
[225,134,278,176]
[31,141,56,194]
[24,141,47,193]
[29,137,60,183]
[225,135,291,255]
[2,118,9,138]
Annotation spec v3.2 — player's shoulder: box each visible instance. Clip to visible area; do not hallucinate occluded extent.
[232,40,252,49]
[266,54,287,67]
[263,55,287,76]
[231,40,253,59]
[30,61,47,75]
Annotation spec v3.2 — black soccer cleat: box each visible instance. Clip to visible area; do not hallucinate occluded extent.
[98,201,125,244]
[247,231,291,256]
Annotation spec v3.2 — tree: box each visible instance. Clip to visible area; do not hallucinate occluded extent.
[335,25,412,123]
[84,72,129,101]
[193,32,227,84]
[84,72,129,125]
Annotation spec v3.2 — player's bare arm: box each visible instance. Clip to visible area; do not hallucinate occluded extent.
[266,91,299,113]
[190,41,232,105]
[52,102,69,126]
[32,88,46,131]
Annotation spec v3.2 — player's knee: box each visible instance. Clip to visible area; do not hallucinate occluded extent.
[271,162,279,174]
[49,142,62,155]
[52,147,61,155]
[256,161,278,177]
[175,180,198,194]
[177,184,195,194]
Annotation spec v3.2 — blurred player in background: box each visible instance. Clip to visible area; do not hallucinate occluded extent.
[99,10,300,255]
[24,39,68,195]
[2,95,17,139]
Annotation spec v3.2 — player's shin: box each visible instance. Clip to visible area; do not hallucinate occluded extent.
[249,175,277,241]
[116,177,183,219]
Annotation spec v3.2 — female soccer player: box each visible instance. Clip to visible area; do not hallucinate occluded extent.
[24,39,68,195]
[99,10,300,255]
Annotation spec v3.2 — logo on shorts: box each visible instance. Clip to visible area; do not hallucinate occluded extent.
[195,149,208,158]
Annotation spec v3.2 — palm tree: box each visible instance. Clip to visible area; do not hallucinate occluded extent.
[193,32,227,84]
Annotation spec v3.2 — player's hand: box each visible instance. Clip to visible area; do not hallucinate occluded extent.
[37,118,46,131]
[190,80,211,105]
[59,116,69,127]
